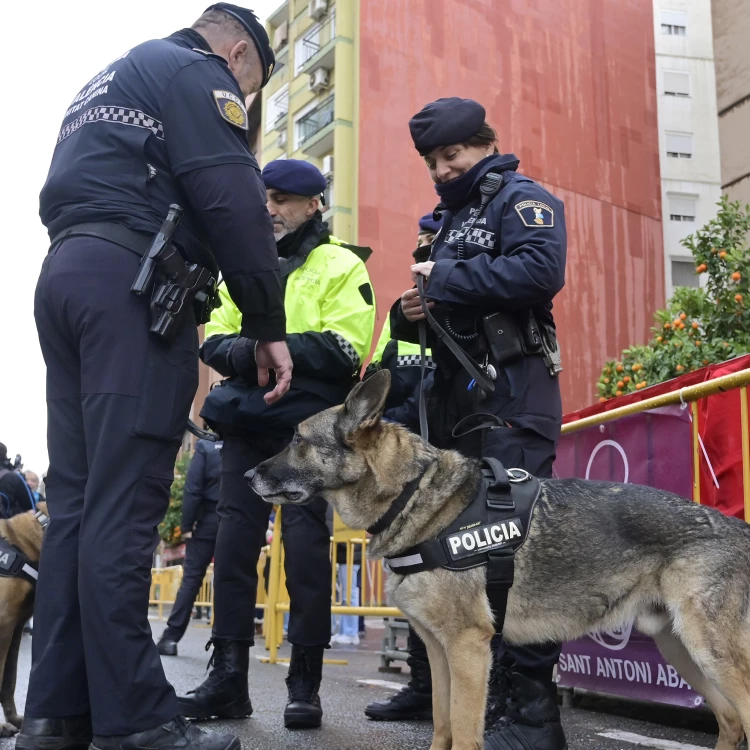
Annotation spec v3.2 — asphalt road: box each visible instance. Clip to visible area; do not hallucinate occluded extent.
[1,618,728,750]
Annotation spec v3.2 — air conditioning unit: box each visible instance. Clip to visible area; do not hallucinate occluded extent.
[308,67,330,93]
[322,155,334,176]
[277,130,287,148]
[273,21,288,51]
[308,0,328,21]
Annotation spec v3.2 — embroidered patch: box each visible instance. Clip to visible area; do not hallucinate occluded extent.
[515,200,554,228]
[212,90,248,130]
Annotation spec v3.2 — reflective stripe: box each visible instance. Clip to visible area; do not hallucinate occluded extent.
[21,564,38,581]
[386,553,424,569]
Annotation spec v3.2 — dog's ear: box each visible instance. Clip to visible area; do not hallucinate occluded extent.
[336,370,391,442]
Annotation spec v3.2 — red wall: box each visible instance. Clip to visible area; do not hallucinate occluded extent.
[358,0,664,413]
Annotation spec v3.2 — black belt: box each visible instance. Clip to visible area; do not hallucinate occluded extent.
[50,222,152,256]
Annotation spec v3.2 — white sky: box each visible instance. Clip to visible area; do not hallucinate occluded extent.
[0,1,279,475]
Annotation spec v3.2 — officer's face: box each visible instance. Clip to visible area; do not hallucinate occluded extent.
[423,143,493,184]
[267,190,320,241]
[417,232,436,248]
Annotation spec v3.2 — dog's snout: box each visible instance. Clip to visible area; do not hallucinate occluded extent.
[245,468,258,486]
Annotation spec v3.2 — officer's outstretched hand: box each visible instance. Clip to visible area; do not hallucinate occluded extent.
[255,340,293,404]
[401,287,435,322]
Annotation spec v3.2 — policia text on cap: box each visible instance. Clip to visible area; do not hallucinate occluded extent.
[20,7,287,750]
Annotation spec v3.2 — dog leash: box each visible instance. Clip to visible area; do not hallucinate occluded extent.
[416,275,495,442]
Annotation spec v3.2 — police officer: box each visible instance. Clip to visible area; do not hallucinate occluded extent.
[391,98,567,750]
[178,160,375,730]
[156,437,223,656]
[20,7,291,750]
[365,214,439,411]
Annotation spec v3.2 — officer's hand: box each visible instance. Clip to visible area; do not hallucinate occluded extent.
[182,531,193,540]
[410,261,435,282]
[255,340,293,404]
[401,287,434,322]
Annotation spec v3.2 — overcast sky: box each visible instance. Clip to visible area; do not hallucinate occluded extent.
[0,1,279,475]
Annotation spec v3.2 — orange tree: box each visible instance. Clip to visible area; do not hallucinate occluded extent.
[597,197,750,402]
[159,451,192,546]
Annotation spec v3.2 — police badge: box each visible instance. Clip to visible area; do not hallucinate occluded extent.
[212,90,249,130]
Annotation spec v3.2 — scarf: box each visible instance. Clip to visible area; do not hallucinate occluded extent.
[434,155,497,210]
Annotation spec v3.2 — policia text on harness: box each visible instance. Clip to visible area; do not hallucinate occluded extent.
[370,458,541,633]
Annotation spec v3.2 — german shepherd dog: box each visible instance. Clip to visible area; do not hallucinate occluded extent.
[248,371,750,750]
[0,502,46,737]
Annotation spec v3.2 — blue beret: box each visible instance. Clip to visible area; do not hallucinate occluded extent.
[262,159,327,197]
[206,4,275,88]
[418,213,442,234]
[409,97,486,155]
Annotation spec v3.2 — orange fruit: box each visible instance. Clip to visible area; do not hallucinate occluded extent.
[719,251,728,259]
[599,397,607,403]
[617,380,625,388]
[736,294,743,303]
[623,376,631,383]
[635,383,643,390]
[616,390,623,397]
[603,377,610,384]
[664,323,671,330]
[696,264,707,273]
[656,336,663,343]
[711,247,718,254]
[676,364,684,372]
[680,313,687,320]
[732,272,742,281]
[695,339,701,344]
[678,322,686,329]
[616,364,623,372]
[703,359,710,365]
[691,321,699,329]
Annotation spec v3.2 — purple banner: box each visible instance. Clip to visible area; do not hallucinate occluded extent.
[553,405,699,707]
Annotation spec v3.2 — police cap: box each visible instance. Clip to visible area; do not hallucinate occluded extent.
[418,213,442,234]
[262,159,327,198]
[206,3,276,88]
[409,97,486,155]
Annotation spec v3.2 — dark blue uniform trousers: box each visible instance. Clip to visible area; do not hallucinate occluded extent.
[29,237,198,734]
[212,431,332,647]
[162,512,218,643]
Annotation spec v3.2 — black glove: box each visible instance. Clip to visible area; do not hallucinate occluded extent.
[229,337,257,378]
[412,245,432,263]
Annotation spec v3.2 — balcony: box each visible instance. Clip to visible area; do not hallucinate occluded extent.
[297,95,335,157]
[295,13,336,75]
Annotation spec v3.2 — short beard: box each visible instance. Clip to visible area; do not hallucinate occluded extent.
[273,218,295,240]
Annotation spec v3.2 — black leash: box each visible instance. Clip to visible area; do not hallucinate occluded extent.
[187,420,219,442]
[415,275,494,442]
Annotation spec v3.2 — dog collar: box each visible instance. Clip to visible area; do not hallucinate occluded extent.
[366,467,429,536]
[34,510,50,530]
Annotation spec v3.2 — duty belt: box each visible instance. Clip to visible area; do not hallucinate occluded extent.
[380,458,541,633]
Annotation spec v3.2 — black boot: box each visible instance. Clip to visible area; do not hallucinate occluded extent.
[284,645,324,729]
[17,716,92,750]
[156,633,178,657]
[177,639,252,720]
[484,658,512,733]
[91,717,238,750]
[364,656,432,721]
[484,672,567,750]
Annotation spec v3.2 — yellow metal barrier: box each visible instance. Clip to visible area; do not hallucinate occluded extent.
[149,564,214,620]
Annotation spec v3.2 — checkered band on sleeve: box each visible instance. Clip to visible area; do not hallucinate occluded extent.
[332,333,360,370]
[57,106,165,144]
[396,354,435,369]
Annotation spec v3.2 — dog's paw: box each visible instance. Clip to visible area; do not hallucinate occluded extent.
[0,722,19,737]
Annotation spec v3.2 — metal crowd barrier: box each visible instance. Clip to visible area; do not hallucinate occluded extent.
[149,564,214,621]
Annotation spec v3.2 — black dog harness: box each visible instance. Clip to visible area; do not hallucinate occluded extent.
[375,459,540,632]
[0,510,50,586]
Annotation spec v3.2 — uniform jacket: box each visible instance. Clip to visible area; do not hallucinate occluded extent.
[391,154,566,442]
[181,439,222,535]
[201,224,376,433]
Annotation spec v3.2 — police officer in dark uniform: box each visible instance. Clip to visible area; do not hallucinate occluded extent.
[391,98,567,750]
[157,438,223,656]
[19,7,290,750]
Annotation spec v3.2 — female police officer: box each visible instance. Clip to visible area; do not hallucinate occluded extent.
[391,97,567,750]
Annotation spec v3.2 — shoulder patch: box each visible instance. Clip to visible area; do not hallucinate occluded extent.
[212,90,248,130]
[514,200,554,228]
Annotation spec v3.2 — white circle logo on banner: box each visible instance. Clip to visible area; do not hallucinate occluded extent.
[585,440,629,485]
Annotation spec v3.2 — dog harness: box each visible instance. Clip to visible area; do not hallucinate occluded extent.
[0,510,50,586]
[377,458,541,632]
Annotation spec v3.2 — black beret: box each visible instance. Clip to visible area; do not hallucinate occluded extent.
[418,213,442,234]
[206,3,276,88]
[262,159,327,197]
[409,97,486,155]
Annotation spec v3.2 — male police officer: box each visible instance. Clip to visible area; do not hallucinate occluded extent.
[20,7,291,750]
[156,437,223,656]
[392,98,567,750]
[178,160,375,730]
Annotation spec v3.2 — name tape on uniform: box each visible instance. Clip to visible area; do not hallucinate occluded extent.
[515,200,554,228]
[212,90,249,131]
[445,518,523,561]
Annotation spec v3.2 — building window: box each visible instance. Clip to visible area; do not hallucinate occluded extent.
[663,71,690,97]
[294,12,336,75]
[265,84,289,133]
[665,132,693,159]
[668,195,696,222]
[294,95,335,149]
[660,9,687,35]
[672,260,699,288]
